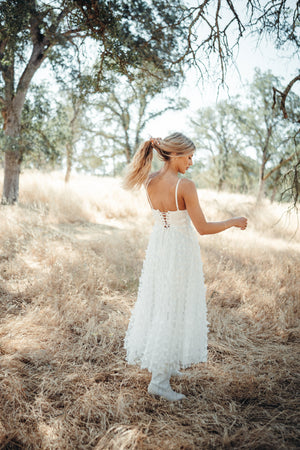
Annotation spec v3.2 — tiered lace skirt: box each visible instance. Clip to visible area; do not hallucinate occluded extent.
[124,210,208,373]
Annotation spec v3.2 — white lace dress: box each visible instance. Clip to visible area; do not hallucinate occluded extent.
[124,179,208,373]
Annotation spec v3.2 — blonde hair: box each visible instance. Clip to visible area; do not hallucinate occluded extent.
[122,132,195,190]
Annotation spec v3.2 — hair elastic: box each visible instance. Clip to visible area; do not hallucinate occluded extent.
[150,137,162,147]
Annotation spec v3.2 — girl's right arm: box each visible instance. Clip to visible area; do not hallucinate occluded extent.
[182,180,247,236]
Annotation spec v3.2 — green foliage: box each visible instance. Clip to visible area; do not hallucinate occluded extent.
[0,1,31,53]
[80,68,188,169]
[191,70,300,201]
[191,98,256,192]
[0,0,186,100]
[1,0,299,205]
[19,84,66,169]
[239,69,299,200]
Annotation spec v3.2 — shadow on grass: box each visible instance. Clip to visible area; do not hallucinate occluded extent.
[0,216,299,449]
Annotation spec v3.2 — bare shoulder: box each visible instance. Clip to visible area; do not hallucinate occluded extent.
[179,178,197,194]
[148,171,160,182]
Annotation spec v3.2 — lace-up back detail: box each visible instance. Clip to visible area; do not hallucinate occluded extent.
[152,209,190,229]
[158,211,171,229]
[146,178,190,230]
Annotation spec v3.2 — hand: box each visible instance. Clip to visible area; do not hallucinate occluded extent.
[233,216,247,230]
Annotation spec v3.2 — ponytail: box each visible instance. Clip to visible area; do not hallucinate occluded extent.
[122,133,195,190]
[122,140,154,190]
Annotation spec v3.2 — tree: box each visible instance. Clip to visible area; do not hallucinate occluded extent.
[0,0,185,203]
[60,89,90,183]
[191,99,257,192]
[84,69,188,168]
[183,0,299,202]
[179,1,299,80]
[239,69,299,202]
[0,83,66,170]
[83,0,300,202]
[272,73,300,205]
[191,70,299,200]
[1,0,299,203]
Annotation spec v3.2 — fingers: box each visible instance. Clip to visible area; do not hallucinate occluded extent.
[240,218,247,230]
[233,217,248,230]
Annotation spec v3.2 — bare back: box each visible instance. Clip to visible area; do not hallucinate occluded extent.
[146,173,186,212]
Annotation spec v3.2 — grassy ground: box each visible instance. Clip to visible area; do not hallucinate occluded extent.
[0,171,299,449]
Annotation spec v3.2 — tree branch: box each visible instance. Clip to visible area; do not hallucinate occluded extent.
[172,0,210,64]
[96,100,123,119]
[215,0,225,82]
[281,159,300,207]
[57,29,86,39]
[225,0,245,35]
[48,7,70,34]
[272,74,300,120]
[34,128,59,154]
[263,153,294,181]
[82,128,123,146]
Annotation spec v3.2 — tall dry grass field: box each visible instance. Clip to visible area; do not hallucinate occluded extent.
[0,171,299,449]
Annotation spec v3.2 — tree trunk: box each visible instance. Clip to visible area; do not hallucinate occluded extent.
[2,150,22,204]
[217,177,224,191]
[1,39,51,203]
[1,108,22,204]
[65,142,72,183]
[270,184,278,203]
[257,176,265,203]
[257,160,266,203]
[257,125,272,203]
[125,145,131,164]
[65,101,81,183]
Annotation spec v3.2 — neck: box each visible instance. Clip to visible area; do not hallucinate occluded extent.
[160,160,178,177]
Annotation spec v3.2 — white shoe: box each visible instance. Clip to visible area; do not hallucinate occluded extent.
[171,369,183,377]
[148,382,186,401]
[148,371,186,401]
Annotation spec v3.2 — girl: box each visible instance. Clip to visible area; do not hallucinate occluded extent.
[123,133,247,401]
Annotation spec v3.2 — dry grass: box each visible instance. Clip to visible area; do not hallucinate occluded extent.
[0,170,299,449]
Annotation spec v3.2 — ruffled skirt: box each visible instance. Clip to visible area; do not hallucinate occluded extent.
[124,224,208,373]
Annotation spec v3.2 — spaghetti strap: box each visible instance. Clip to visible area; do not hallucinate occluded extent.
[175,179,181,211]
[145,178,153,209]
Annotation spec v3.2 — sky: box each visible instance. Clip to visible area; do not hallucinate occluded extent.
[143,33,300,139]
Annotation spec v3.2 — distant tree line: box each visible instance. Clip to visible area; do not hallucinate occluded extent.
[1,67,298,204]
[0,0,299,204]
[190,69,299,203]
